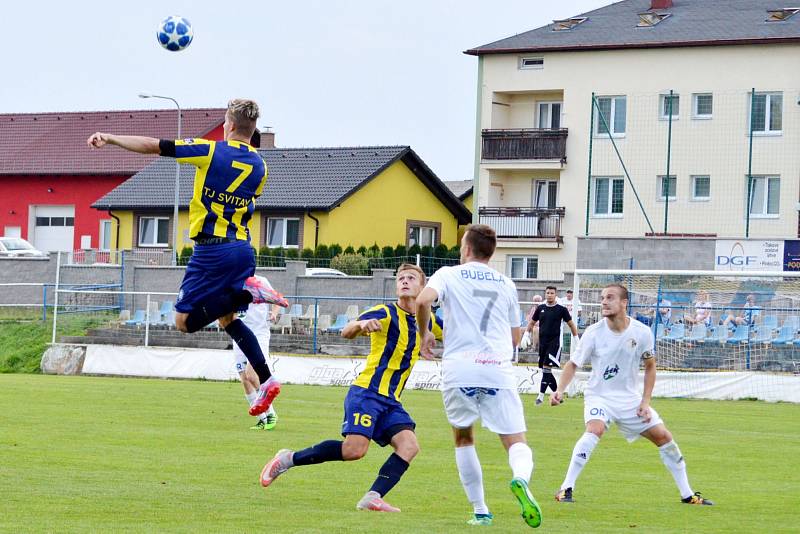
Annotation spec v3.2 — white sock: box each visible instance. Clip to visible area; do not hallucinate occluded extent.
[537,392,544,401]
[245,391,268,422]
[455,445,489,515]
[508,442,534,483]
[267,405,277,417]
[659,441,693,499]
[561,432,599,490]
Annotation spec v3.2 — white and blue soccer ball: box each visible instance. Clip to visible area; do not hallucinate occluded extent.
[157,16,193,52]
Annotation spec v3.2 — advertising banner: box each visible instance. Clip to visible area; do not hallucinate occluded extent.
[714,240,784,271]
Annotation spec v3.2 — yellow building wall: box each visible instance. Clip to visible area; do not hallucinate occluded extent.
[301,160,460,249]
[461,193,473,213]
[112,211,133,250]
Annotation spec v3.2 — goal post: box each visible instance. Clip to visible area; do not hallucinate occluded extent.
[572,269,800,402]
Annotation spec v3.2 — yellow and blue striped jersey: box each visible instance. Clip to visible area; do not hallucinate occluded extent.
[165,138,267,241]
[353,303,444,402]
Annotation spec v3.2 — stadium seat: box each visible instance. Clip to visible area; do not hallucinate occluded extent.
[761,315,778,331]
[709,325,728,344]
[773,325,795,345]
[345,305,359,321]
[751,325,773,344]
[655,323,666,340]
[663,323,684,342]
[782,316,800,332]
[327,314,349,334]
[686,324,707,342]
[125,309,146,326]
[158,300,174,319]
[287,304,303,317]
[314,314,332,331]
[435,307,444,321]
[726,324,750,344]
[272,313,293,334]
[302,305,319,320]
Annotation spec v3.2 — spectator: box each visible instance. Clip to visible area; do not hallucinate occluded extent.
[635,299,672,327]
[721,294,761,328]
[685,290,712,326]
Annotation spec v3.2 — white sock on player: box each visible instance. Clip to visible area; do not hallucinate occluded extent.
[508,442,534,483]
[245,391,268,422]
[455,445,489,515]
[659,440,693,499]
[561,432,599,490]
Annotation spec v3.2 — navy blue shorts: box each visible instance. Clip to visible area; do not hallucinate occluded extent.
[341,386,415,447]
[175,240,255,313]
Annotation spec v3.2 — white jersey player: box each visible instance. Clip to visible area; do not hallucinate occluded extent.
[417,224,542,529]
[233,275,280,430]
[551,283,713,506]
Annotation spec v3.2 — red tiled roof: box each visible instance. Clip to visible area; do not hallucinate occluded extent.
[0,108,226,175]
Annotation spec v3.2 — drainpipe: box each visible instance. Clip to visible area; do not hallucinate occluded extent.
[109,210,121,252]
[307,210,320,249]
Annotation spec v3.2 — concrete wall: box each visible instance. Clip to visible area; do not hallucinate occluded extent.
[577,236,715,270]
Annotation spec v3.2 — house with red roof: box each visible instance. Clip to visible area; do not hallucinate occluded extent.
[0,108,230,252]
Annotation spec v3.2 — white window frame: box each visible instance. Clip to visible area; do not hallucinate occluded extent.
[519,57,544,70]
[692,93,713,119]
[592,176,624,218]
[537,101,562,129]
[507,255,538,280]
[138,216,170,248]
[99,219,112,251]
[593,96,626,138]
[409,225,437,248]
[532,179,558,209]
[746,175,780,218]
[267,217,300,248]
[691,175,711,202]
[659,93,680,121]
[749,92,783,136]
[657,175,677,202]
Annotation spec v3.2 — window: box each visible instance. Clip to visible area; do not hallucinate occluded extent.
[519,57,544,70]
[594,96,626,136]
[659,94,679,120]
[99,220,112,251]
[533,180,558,208]
[552,17,587,31]
[138,217,169,247]
[267,217,300,247]
[657,175,677,201]
[691,175,711,201]
[537,102,562,129]
[750,92,782,134]
[408,225,437,247]
[35,216,74,227]
[508,256,538,279]
[692,93,713,119]
[593,177,624,216]
[747,176,780,217]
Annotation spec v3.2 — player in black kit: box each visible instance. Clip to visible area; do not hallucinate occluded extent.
[525,286,578,405]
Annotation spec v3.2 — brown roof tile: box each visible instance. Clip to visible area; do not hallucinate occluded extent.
[0,108,225,175]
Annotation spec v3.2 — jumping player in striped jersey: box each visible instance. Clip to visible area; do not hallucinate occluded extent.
[87,99,286,416]
[259,264,443,513]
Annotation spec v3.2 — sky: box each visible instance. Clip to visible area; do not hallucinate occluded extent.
[2,0,609,183]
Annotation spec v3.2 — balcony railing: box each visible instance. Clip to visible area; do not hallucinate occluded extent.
[478,206,565,241]
[481,128,568,161]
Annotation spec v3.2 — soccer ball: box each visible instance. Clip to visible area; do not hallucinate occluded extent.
[157,16,193,52]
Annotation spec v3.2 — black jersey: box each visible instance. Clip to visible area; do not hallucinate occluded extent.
[532,303,572,342]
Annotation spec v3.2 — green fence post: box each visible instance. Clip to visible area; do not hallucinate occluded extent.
[663,89,674,234]
[586,92,595,236]
[746,87,755,238]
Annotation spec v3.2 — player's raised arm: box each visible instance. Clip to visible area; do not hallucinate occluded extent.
[341,319,382,339]
[87,133,161,154]
[415,287,438,359]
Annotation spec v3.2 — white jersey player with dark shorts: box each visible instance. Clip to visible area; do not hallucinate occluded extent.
[551,283,713,506]
[417,224,543,529]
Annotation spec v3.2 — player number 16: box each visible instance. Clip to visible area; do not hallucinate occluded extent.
[353,413,373,427]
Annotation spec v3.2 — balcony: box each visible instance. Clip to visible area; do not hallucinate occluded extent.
[481,128,568,162]
[478,206,565,243]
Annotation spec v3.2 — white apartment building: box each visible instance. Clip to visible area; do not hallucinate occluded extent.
[466,0,800,279]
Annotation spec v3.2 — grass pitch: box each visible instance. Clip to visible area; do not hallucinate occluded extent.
[1,374,798,533]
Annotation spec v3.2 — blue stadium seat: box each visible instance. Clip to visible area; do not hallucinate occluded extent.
[709,325,728,344]
[125,309,146,326]
[726,324,750,344]
[774,325,796,345]
[761,315,778,331]
[326,314,349,334]
[751,325,773,344]
[686,324,707,342]
[663,323,684,342]
[783,316,800,332]
[655,323,666,340]
[435,307,444,321]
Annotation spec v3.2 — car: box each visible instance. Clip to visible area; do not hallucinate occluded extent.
[305,267,347,277]
[0,237,47,258]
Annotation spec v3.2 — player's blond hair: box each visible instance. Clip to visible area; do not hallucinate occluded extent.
[397,263,426,286]
[227,98,259,137]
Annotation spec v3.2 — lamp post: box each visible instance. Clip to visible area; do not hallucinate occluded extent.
[139,93,181,266]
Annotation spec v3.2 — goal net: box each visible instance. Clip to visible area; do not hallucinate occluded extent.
[573,269,800,402]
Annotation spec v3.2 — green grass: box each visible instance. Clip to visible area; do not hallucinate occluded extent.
[0,375,798,533]
[0,315,114,373]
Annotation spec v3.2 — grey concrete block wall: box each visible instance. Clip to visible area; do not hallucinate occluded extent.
[577,237,715,271]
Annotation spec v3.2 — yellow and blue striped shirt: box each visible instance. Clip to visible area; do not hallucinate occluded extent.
[164,138,267,241]
[353,303,444,402]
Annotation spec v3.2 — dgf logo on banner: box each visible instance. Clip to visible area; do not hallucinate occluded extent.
[714,240,783,272]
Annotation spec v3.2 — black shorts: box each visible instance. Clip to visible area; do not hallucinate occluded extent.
[538,337,561,368]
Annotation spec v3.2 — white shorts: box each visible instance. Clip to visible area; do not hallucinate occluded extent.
[442,387,526,435]
[584,397,663,442]
[233,334,270,374]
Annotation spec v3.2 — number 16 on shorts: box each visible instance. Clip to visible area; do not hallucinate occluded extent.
[352,412,373,427]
